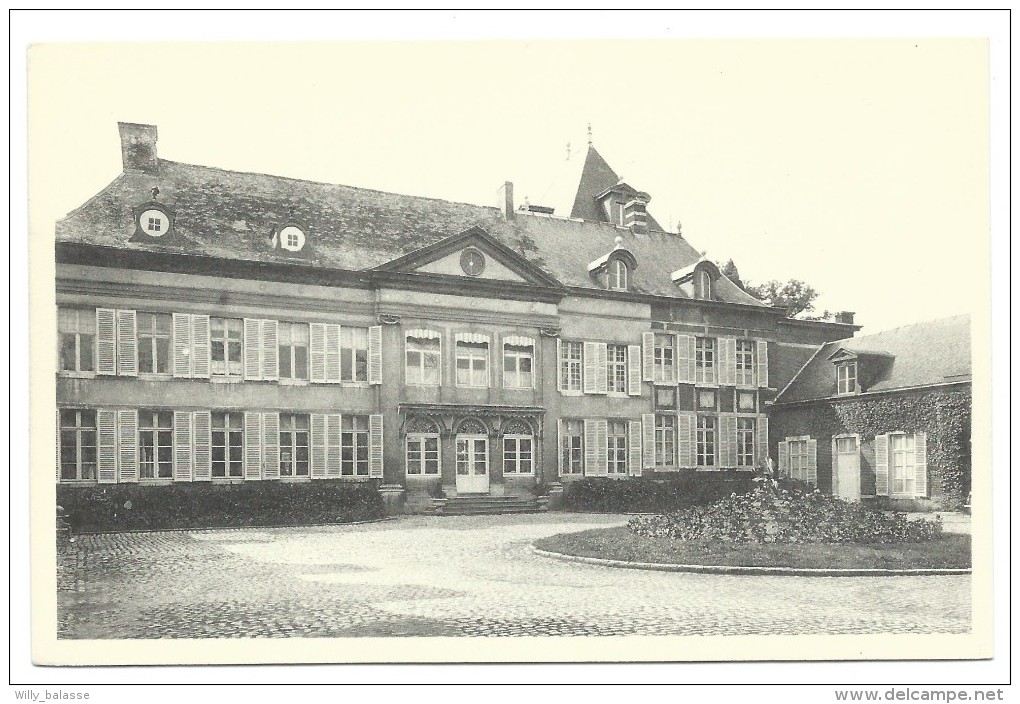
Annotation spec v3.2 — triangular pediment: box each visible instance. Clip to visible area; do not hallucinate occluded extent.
[373,227,563,287]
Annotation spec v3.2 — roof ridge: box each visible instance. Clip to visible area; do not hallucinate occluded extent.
[849,313,971,341]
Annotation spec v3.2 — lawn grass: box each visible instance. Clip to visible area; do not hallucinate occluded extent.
[534,526,971,570]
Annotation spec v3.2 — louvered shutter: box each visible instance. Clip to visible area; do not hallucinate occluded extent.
[719,337,736,386]
[261,319,279,381]
[642,413,656,469]
[874,433,890,496]
[173,411,193,482]
[756,340,769,388]
[806,439,818,487]
[310,413,327,478]
[326,413,342,478]
[595,343,608,394]
[778,441,789,478]
[262,412,280,480]
[192,410,212,481]
[582,341,598,394]
[556,419,564,476]
[719,414,736,468]
[596,420,609,476]
[97,409,118,484]
[96,308,117,375]
[309,323,327,383]
[244,412,263,480]
[55,409,61,481]
[369,414,384,478]
[325,324,341,383]
[914,432,927,498]
[368,325,383,385]
[243,318,263,381]
[627,344,642,396]
[116,309,137,376]
[756,414,769,469]
[642,332,655,382]
[556,339,563,391]
[117,409,138,483]
[676,334,694,384]
[628,420,643,476]
[191,314,211,379]
[583,419,598,476]
[172,313,193,378]
[677,412,695,467]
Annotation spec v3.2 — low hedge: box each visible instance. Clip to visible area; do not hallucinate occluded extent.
[57,481,385,533]
[561,472,756,514]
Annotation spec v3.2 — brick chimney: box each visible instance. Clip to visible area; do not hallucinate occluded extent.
[118,122,159,173]
[497,181,515,221]
[623,198,648,234]
[834,311,855,325]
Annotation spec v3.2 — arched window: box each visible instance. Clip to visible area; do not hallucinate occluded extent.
[695,269,712,300]
[608,258,629,291]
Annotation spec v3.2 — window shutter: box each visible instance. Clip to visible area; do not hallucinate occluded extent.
[595,343,609,394]
[243,318,263,381]
[806,439,818,487]
[97,409,118,484]
[369,413,384,478]
[914,432,927,498]
[172,313,193,378]
[719,337,736,386]
[582,341,598,394]
[556,338,563,391]
[778,440,789,478]
[583,419,598,476]
[309,323,327,383]
[642,413,656,469]
[325,324,341,383]
[173,410,193,482]
[756,340,769,388]
[310,413,327,478]
[326,413,342,478]
[116,309,137,376]
[756,414,769,469]
[677,412,695,467]
[96,308,117,375]
[556,419,564,477]
[368,325,383,385]
[191,314,211,379]
[627,344,642,396]
[244,412,263,480]
[262,412,280,480]
[261,319,279,381]
[117,409,138,483]
[874,433,890,496]
[719,414,736,468]
[642,332,655,382]
[192,410,212,481]
[55,408,60,481]
[628,420,643,476]
[676,334,694,384]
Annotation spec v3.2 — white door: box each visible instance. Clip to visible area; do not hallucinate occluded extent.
[833,436,861,502]
[455,435,489,494]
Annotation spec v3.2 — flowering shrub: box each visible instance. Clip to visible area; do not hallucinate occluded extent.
[628,486,943,544]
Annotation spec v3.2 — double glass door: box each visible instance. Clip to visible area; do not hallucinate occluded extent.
[455,435,489,493]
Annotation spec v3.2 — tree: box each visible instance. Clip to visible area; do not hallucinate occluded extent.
[719,259,747,292]
[745,279,821,318]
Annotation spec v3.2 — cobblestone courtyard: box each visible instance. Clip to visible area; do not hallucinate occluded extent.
[58,514,971,639]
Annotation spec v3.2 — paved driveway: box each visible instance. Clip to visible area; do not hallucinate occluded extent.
[58,514,970,639]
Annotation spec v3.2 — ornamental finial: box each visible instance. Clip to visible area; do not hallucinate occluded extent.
[150,186,159,200]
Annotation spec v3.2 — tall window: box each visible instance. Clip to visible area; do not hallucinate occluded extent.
[59,409,96,481]
[502,435,533,475]
[608,259,629,291]
[735,340,755,386]
[139,410,173,479]
[695,337,716,384]
[695,270,712,299]
[559,341,583,392]
[607,344,628,393]
[736,417,756,468]
[837,361,858,395]
[341,327,369,383]
[456,340,489,388]
[788,439,810,482]
[211,317,243,377]
[341,415,370,476]
[212,412,243,478]
[58,308,95,373]
[406,334,441,386]
[560,419,584,474]
[279,322,309,381]
[653,333,676,383]
[280,414,310,477]
[890,433,917,496]
[607,421,628,475]
[406,434,440,476]
[696,415,716,467]
[503,343,534,389]
[137,312,172,375]
[654,414,676,467]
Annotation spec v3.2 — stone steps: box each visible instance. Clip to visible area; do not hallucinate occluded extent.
[437,495,545,516]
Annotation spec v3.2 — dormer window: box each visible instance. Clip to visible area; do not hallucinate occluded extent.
[279,225,305,252]
[837,361,858,395]
[131,199,176,242]
[694,270,712,300]
[609,259,629,291]
[589,239,637,293]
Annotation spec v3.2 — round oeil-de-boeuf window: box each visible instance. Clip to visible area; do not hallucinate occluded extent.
[460,247,485,276]
[138,209,169,237]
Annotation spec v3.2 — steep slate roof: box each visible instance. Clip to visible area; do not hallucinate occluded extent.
[775,315,971,403]
[56,133,763,304]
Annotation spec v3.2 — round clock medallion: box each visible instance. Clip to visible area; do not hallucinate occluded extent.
[460,248,486,276]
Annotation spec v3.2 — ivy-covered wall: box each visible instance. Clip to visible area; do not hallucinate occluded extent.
[769,385,971,510]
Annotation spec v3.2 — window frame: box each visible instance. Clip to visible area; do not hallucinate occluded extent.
[695,336,717,385]
[405,332,442,387]
[559,340,583,394]
[654,413,676,468]
[136,311,173,377]
[560,419,584,475]
[211,411,244,479]
[210,317,243,379]
[787,438,810,483]
[889,432,918,498]
[58,308,96,376]
[836,360,858,395]
[406,432,441,477]
[59,408,97,482]
[606,344,628,395]
[735,339,756,386]
[696,414,717,468]
[502,434,534,475]
[653,333,676,384]
[138,409,174,481]
[340,326,370,384]
[736,416,756,468]
[278,321,310,384]
[455,340,490,388]
[341,414,371,477]
[502,342,534,389]
[607,420,628,475]
[279,413,310,479]
[608,258,629,291]
[695,269,713,300]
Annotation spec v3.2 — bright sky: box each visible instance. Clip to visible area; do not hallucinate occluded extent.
[28,17,992,336]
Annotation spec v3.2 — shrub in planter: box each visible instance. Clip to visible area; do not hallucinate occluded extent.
[561,472,755,514]
[628,485,943,544]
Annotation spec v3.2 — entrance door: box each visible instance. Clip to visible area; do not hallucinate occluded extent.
[833,435,861,502]
[455,435,489,494]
